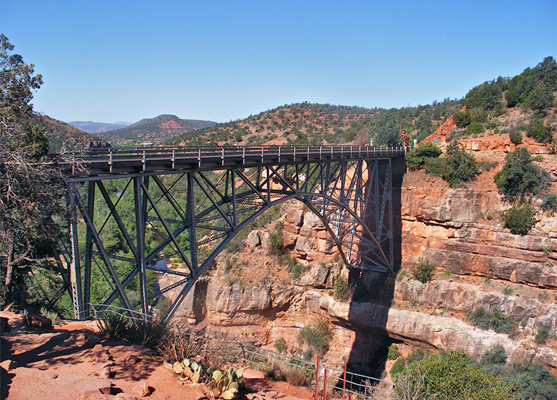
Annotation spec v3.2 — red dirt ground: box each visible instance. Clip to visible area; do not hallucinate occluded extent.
[0,311,313,400]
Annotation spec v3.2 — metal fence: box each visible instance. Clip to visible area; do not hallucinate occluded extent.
[91,304,394,399]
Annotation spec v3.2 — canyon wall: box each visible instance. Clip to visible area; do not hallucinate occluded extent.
[162,163,557,376]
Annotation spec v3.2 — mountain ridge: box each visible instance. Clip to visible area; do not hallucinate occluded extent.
[97,114,217,145]
[67,121,131,134]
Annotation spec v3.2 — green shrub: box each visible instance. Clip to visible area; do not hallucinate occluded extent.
[424,156,445,176]
[535,327,550,345]
[504,204,536,235]
[528,121,553,144]
[542,193,557,213]
[298,317,332,355]
[453,111,472,127]
[427,142,479,188]
[126,319,168,348]
[405,142,442,171]
[509,128,523,144]
[394,350,514,400]
[412,259,435,283]
[274,337,287,354]
[481,345,508,366]
[390,358,406,377]
[267,221,284,255]
[502,286,513,296]
[40,307,60,326]
[494,147,550,202]
[467,307,515,334]
[97,313,130,341]
[97,312,168,348]
[513,362,557,400]
[465,121,484,135]
[387,344,400,360]
[333,275,350,301]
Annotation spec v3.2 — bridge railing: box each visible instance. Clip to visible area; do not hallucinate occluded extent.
[51,145,408,176]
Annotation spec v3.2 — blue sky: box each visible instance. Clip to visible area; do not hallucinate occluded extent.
[1,1,555,123]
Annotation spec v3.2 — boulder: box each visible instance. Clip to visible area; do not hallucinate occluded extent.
[246,230,260,246]
[24,315,52,329]
[134,381,153,397]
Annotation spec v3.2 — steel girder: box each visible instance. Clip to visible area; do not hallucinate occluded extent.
[66,157,396,321]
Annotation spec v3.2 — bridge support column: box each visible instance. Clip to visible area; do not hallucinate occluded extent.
[68,183,84,319]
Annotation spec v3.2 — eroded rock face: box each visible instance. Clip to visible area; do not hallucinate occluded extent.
[163,169,557,375]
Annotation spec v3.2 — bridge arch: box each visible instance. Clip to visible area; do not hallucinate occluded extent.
[61,146,405,321]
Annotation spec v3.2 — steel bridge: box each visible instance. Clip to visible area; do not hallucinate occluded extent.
[57,145,406,322]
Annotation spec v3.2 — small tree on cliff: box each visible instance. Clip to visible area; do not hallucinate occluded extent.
[494,147,549,203]
[0,34,66,304]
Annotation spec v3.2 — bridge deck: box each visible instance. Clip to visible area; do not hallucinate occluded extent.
[57,145,407,179]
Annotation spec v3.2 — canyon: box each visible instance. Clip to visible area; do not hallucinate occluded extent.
[161,140,557,378]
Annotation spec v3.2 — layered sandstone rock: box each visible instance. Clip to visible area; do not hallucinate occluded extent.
[163,166,557,375]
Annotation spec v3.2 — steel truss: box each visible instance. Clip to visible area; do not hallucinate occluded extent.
[64,146,403,321]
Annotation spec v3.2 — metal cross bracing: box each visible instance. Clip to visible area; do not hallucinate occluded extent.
[61,145,406,322]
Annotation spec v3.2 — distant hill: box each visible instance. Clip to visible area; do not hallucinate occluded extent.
[97,114,217,145]
[67,121,131,134]
[165,101,462,147]
[166,57,556,148]
[33,114,109,150]
[166,103,381,146]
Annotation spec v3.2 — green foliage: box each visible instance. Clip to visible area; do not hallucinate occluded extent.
[509,128,523,144]
[494,147,550,202]
[125,318,168,348]
[453,110,471,127]
[423,156,445,176]
[411,258,435,283]
[465,79,505,111]
[479,346,557,400]
[390,358,406,377]
[502,286,513,296]
[395,350,514,400]
[504,204,536,235]
[464,121,484,135]
[527,84,555,115]
[405,142,442,171]
[387,344,400,361]
[506,56,557,114]
[333,274,350,301]
[97,313,130,341]
[542,193,557,213]
[96,313,167,348]
[298,317,332,355]
[535,327,550,345]
[481,345,508,366]
[511,362,557,400]
[370,113,401,146]
[423,142,480,187]
[40,307,60,326]
[274,337,287,354]
[210,367,244,399]
[467,307,516,334]
[267,221,284,256]
[0,34,68,306]
[528,120,553,144]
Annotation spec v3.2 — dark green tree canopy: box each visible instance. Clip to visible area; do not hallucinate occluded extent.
[494,147,550,202]
[405,141,442,171]
[370,112,401,146]
[0,35,66,304]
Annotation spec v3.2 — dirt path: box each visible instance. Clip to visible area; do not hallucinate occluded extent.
[0,311,312,400]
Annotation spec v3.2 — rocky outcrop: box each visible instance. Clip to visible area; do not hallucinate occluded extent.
[163,165,557,376]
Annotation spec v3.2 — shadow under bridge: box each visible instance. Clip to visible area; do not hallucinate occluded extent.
[59,146,406,322]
